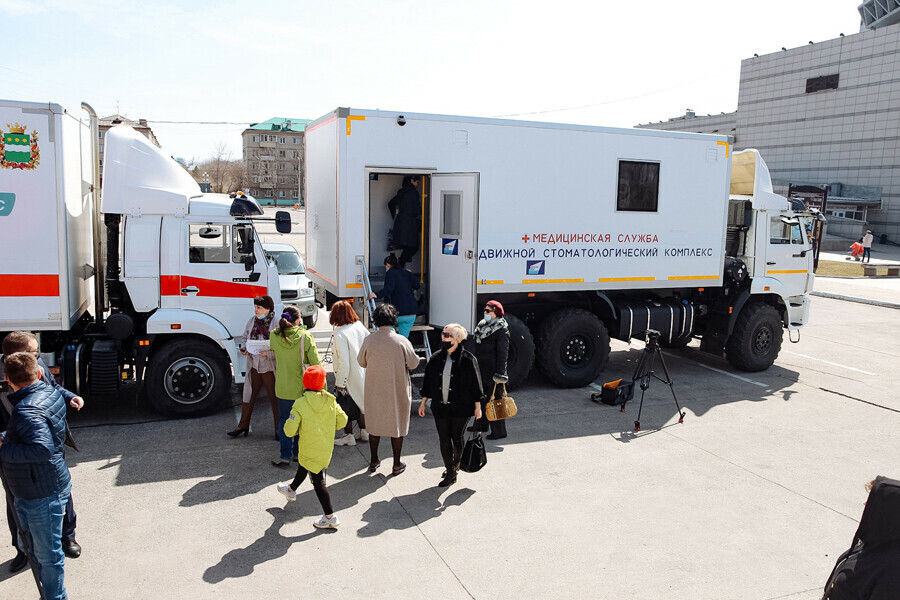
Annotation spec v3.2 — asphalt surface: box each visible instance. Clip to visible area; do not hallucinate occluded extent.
[1,209,898,599]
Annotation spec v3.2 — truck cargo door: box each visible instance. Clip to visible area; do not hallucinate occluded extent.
[174,221,269,338]
[764,215,812,298]
[428,173,479,330]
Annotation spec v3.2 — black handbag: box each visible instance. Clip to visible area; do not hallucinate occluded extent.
[459,428,487,473]
[335,389,360,421]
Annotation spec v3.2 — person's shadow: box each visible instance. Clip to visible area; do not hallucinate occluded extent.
[357,486,475,538]
[203,507,328,583]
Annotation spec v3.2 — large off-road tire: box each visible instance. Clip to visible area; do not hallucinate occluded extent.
[725,302,783,372]
[504,314,535,390]
[536,308,611,388]
[145,339,231,417]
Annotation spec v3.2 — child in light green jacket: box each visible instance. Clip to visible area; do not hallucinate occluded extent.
[277,365,348,529]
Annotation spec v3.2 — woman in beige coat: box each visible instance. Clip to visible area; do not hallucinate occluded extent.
[357,303,420,476]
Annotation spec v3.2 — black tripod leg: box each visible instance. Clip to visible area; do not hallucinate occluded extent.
[655,349,686,423]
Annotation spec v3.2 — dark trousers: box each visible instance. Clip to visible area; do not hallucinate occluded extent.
[290,465,333,515]
[434,415,468,471]
[397,245,418,269]
[863,247,871,262]
[8,491,77,548]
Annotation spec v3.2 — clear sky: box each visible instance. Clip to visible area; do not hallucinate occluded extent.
[2,0,861,163]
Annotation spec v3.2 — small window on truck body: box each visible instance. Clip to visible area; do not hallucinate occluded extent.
[441,192,462,237]
[616,160,660,212]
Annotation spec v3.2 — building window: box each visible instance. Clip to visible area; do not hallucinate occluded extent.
[279,137,286,144]
[616,160,660,212]
[99,144,104,154]
[279,150,285,157]
[279,191,285,198]
[806,74,839,93]
[292,190,298,198]
[293,137,300,144]
[99,131,105,139]
[252,135,259,142]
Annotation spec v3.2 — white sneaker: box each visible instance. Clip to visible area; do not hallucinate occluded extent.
[334,433,356,446]
[276,483,297,501]
[314,514,340,529]
[359,428,369,442]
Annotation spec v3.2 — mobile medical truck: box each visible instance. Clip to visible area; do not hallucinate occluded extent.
[0,100,291,416]
[304,108,817,388]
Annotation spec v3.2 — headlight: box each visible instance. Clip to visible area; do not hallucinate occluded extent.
[299,287,314,298]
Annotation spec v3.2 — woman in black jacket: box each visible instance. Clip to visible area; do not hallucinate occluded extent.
[417,323,483,487]
[387,175,421,268]
[370,254,420,338]
[469,300,510,439]
[822,475,900,600]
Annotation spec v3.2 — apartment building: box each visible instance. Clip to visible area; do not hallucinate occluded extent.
[242,117,310,206]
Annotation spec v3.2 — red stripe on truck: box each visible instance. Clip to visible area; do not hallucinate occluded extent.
[160,275,267,298]
[0,274,60,296]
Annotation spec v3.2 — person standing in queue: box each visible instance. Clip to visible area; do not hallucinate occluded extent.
[388,174,421,269]
[329,300,369,446]
[357,304,420,476]
[469,300,510,440]
[228,295,279,439]
[369,254,420,338]
[418,323,484,487]
[269,305,320,467]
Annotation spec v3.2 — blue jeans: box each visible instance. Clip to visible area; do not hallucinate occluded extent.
[15,488,70,600]
[277,398,299,460]
[396,315,415,338]
[863,247,871,261]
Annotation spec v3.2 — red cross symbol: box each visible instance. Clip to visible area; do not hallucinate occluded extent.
[521,234,530,243]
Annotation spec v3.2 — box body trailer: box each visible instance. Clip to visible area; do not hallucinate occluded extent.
[1,100,292,416]
[305,108,816,387]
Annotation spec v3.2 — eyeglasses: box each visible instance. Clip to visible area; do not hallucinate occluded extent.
[441,332,452,338]
[483,308,493,314]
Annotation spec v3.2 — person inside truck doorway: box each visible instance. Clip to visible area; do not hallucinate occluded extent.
[369,254,420,338]
[388,175,421,269]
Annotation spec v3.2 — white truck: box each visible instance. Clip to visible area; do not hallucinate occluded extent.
[304,108,817,388]
[0,100,292,416]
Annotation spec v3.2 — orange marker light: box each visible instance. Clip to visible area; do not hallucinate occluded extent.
[528,293,536,297]
[170,324,181,330]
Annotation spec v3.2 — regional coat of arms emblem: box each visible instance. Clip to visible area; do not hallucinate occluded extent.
[0,123,40,170]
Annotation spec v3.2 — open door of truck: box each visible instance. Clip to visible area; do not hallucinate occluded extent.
[428,173,479,330]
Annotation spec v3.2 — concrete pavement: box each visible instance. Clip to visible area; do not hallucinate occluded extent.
[814,241,900,309]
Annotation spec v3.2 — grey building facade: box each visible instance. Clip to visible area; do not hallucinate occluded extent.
[242,118,309,206]
[638,20,900,242]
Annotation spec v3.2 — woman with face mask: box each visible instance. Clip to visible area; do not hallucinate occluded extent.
[468,300,510,440]
[417,323,484,487]
[228,295,279,438]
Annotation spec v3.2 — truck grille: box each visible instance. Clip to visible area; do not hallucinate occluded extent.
[281,291,298,299]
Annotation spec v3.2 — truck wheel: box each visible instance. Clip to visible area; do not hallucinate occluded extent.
[504,314,535,390]
[725,302,783,372]
[145,340,230,417]
[303,308,318,329]
[536,308,610,388]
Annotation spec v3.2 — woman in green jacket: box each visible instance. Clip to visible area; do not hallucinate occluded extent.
[270,305,321,466]
[277,365,348,529]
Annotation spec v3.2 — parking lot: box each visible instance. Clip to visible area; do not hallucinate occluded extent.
[2,209,898,599]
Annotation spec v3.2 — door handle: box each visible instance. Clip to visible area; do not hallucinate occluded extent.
[792,251,808,258]
[181,286,199,294]
[766,261,776,265]
[465,250,474,259]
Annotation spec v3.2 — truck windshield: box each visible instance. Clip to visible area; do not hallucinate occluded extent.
[268,250,305,275]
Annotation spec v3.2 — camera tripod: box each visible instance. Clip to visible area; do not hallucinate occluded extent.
[627,329,686,432]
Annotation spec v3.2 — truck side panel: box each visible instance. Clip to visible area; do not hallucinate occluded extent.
[334,111,730,295]
[0,102,92,331]
[304,114,340,290]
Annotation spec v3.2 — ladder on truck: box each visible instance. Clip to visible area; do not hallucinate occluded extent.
[356,257,433,370]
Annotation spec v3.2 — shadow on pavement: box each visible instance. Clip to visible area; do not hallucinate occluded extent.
[357,486,475,538]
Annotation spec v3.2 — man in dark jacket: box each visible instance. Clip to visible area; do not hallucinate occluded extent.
[0,352,71,600]
[822,475,900,599]
[387,175,421,269]
[1,330,82,573]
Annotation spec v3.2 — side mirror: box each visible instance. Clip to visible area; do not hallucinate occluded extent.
[275,210,292,234]
[199,226,221,239]
[242,255,257,272]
